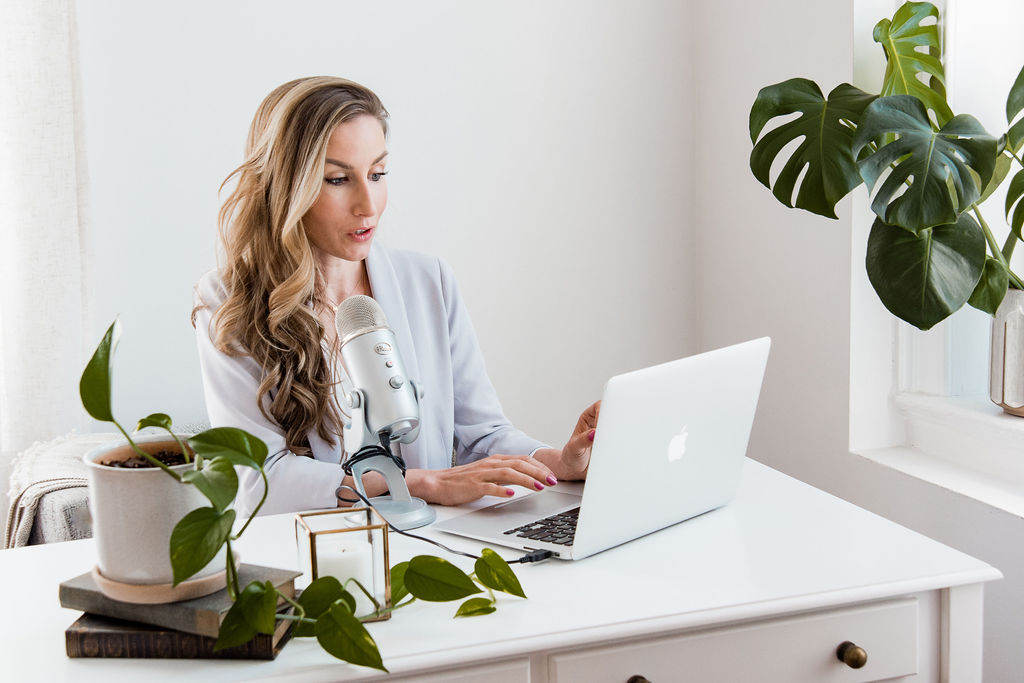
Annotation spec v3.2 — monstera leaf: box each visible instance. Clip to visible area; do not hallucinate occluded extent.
[873,1,952,127]
[866,213,986,330]
[1006,168,1024,240]
[749,79,876,218]
[968,258,1009,316]
[854,95,997,232]
[1007,64,1024,153]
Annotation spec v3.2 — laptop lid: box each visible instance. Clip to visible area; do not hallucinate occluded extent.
[434,337,770,560]
[570,336,770,559]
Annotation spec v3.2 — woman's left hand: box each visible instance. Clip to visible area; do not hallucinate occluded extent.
[534,400,601,480]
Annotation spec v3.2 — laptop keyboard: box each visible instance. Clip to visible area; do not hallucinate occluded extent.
[503,506,580,546]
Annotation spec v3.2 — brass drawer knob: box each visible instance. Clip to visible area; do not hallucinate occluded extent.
[837,640,868,669]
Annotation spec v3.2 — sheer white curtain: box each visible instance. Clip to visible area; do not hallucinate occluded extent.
[0,0,90,514]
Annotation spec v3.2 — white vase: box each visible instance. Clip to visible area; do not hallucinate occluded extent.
[990,288,1024,416]
[83,434,227,586]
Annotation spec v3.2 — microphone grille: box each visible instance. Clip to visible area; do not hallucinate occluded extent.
[335,295,388,339]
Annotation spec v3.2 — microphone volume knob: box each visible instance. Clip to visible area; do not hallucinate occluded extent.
[389,376,405,389]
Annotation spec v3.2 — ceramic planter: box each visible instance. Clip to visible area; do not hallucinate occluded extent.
[83,434,227,594]
[990,288,1024,416]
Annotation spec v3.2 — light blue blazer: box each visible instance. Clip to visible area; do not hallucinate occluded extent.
[194,243,546,517]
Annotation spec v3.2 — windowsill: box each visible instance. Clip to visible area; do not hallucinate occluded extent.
[853,393,1024,520]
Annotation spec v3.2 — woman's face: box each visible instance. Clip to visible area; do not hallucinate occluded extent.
[302,114,388,263]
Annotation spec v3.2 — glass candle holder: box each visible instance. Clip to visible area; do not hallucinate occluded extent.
[294,507,391,622]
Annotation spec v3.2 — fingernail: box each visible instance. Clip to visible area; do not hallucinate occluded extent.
[506,488,515,496]
[588,429,596,441]
[534,481,545,491]
[547,475,557,485]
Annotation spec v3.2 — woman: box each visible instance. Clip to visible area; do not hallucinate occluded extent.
[195,76,599,517]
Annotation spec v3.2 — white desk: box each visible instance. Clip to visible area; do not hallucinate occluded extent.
[0,459,1000,682]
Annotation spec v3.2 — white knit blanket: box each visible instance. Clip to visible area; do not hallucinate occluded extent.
[3,432,117,548]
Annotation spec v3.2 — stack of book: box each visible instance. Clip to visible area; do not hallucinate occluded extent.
[58,564,301,660]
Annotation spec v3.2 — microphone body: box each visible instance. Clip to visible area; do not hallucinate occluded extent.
[339,326,420,443]
[334,294,435,530]
[335,295,421,447]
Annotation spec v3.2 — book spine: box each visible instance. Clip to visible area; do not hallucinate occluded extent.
[65,629,277,660]
[58,578,297,638]
[59,583,211,636]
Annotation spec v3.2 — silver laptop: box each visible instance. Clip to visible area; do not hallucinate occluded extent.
[434,336,771,560]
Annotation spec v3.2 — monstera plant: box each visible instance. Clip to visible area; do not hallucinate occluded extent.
[749,1,1024,331]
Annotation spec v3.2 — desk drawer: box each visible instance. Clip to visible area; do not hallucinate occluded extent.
[549,598,918,683]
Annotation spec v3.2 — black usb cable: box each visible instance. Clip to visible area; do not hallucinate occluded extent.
[334,484,553,564]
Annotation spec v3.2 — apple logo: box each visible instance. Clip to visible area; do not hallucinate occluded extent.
[668,426,689,462]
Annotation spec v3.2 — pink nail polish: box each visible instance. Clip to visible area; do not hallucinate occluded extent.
[506,488,515,496]
[534,481,545,491]
[547,475,557,485]
[588,429,596,441]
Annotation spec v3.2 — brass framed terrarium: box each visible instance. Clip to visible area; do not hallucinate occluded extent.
[294,507,391,622]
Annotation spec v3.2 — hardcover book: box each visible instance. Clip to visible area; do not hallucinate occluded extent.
[59,564,300,638]
[66,609,294,660]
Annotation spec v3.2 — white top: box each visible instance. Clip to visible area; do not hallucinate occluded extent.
[193,244,546,517]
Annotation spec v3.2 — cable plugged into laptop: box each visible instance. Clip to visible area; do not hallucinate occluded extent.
[509,549,554,564]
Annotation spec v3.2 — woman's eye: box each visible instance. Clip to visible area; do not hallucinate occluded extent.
[325,176,348,185]
[370,171,389,182]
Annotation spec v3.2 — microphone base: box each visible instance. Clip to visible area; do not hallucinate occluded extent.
[366,495,436,530]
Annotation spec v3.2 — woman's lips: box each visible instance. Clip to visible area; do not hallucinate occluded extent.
[349,226,374,242]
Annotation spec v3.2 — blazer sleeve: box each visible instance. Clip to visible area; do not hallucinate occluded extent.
[193,275,343,517]
[439,260,548,464]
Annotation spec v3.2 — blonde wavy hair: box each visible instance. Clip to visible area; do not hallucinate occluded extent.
[207,76,389,455]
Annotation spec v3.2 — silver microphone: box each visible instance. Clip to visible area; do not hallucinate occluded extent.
[335,295,420,443]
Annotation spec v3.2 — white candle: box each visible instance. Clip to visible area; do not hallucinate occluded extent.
[316,536,375,616]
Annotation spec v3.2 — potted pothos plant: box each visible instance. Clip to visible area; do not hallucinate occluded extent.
[80,319,528,672]
[748,1,1024,413]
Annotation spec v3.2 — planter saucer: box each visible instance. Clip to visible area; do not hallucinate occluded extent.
[91,552,239,604]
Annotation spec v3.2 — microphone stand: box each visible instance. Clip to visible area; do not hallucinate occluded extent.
[343,384,436,530]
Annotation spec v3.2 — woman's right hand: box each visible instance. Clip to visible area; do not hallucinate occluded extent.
[406,455,558,506]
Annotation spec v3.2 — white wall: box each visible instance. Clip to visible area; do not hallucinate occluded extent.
[692,0,855,488]
[74,0,696,445]
[693,0,1024,679]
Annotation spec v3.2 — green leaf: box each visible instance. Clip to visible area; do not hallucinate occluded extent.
[403,556,481,602]
[295,576,345,637]
[873,1,952,127]
[315,602,387,671]
[136,413,172,432]
[968,258,1009,315]
[1006,168,1024,240]
[243,580,280,635]
[215,599,257,651]
[338,588,357,616]
[79,319,121,423]
[169,506,235,585]
[182,456,238,512]
[978,141,1011,202]
[390,561,410,605]
[749,79,876,218]
[979,151,1013,205]
[188,427,268,469]
[474,548,526,598]
[854,96,997,232]
[214,580,277,651]
[454,597,496,618]
[865,213,986,330]
[1007,64,1024,152]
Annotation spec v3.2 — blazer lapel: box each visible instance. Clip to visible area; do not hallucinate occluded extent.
[364,244,426,465]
